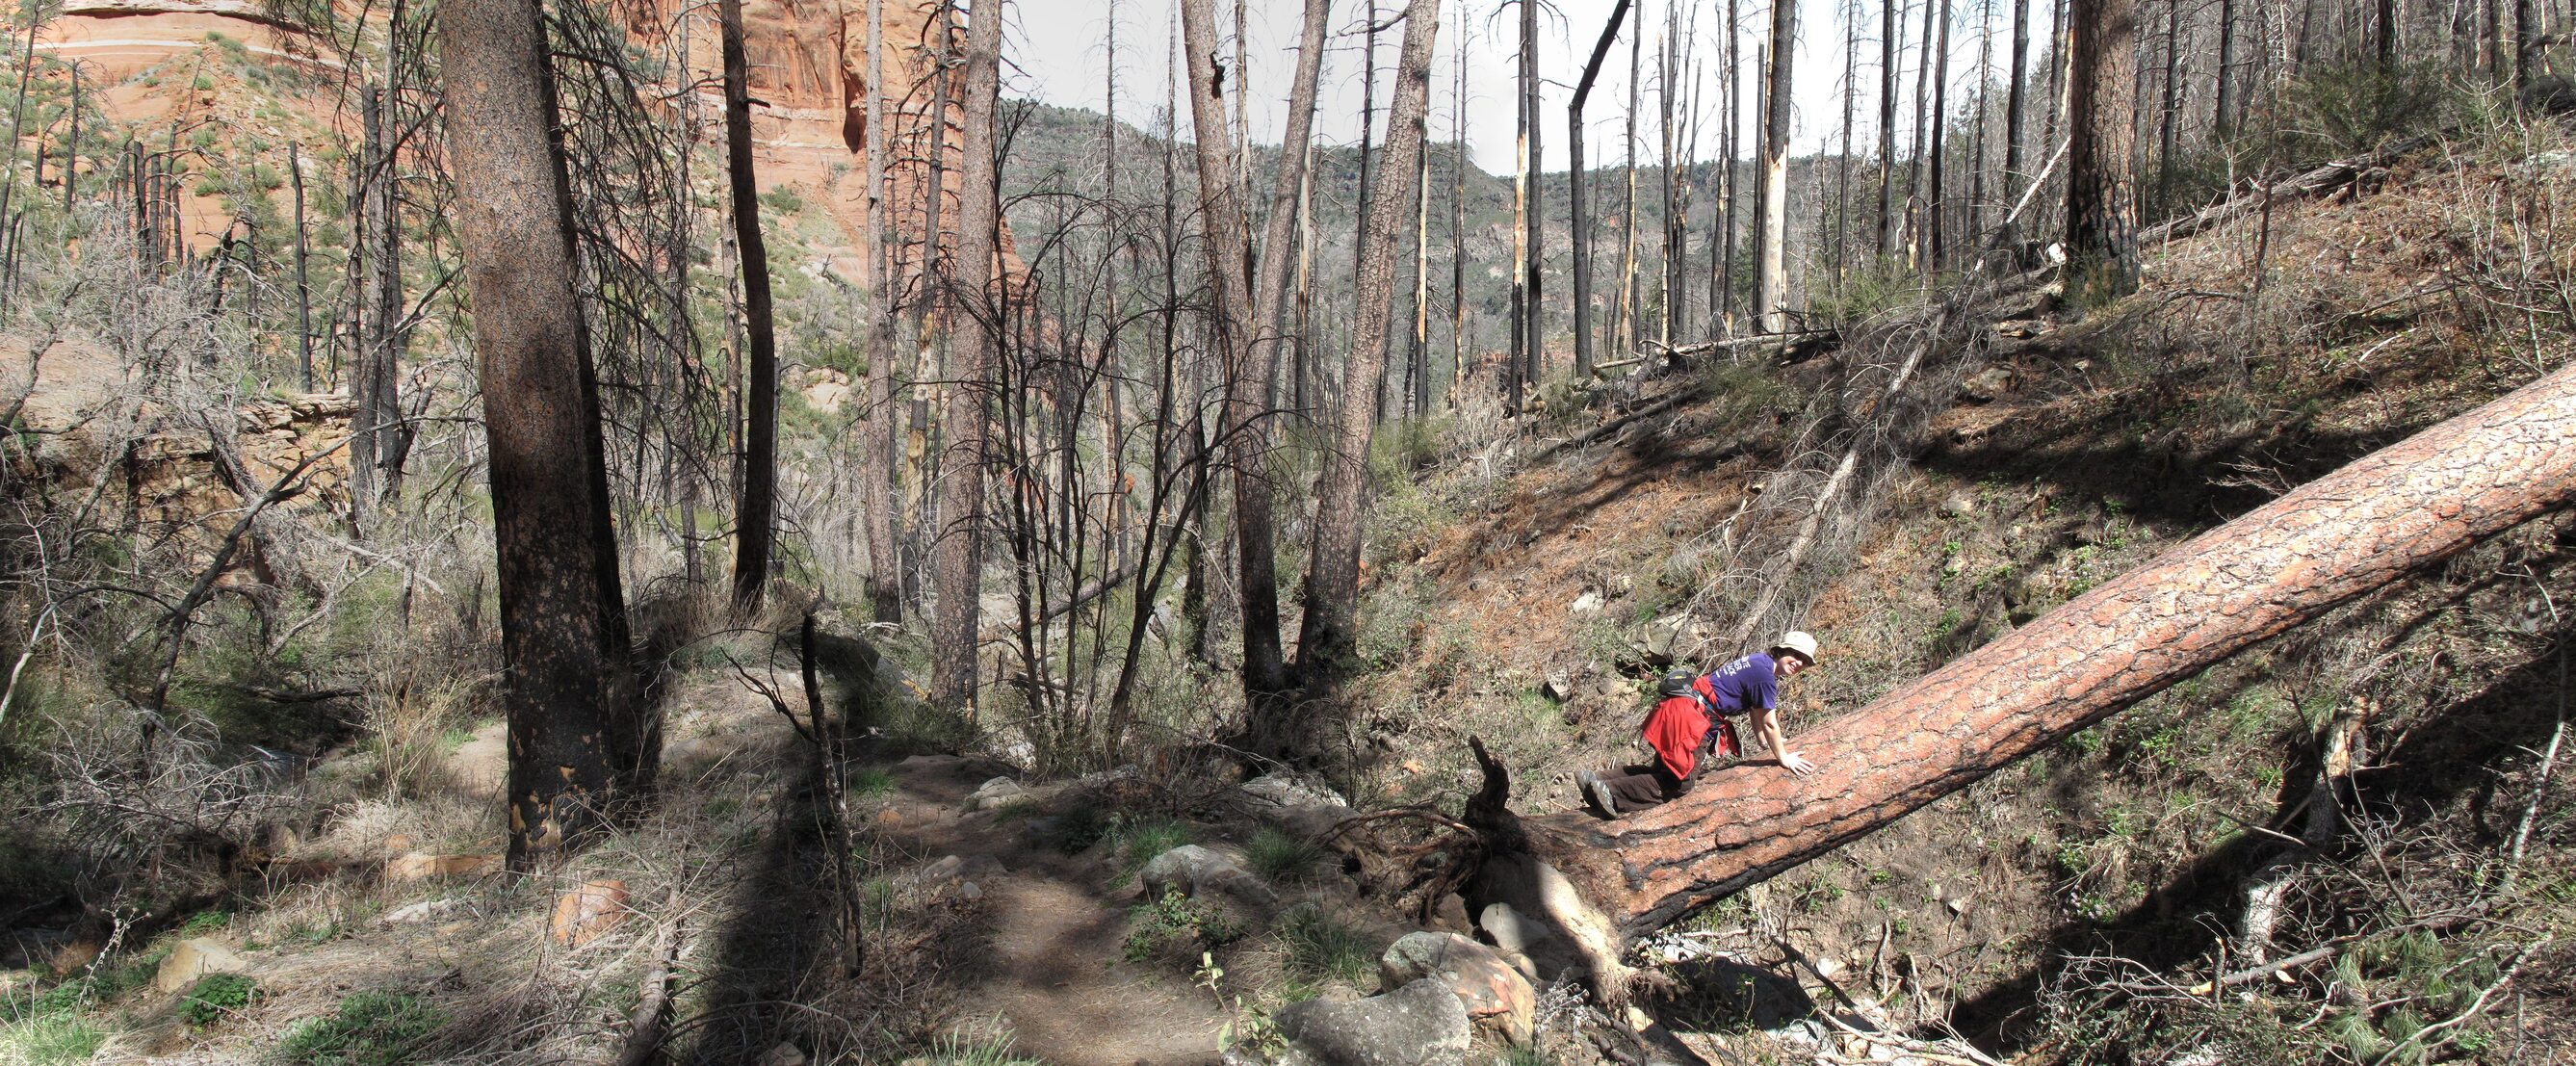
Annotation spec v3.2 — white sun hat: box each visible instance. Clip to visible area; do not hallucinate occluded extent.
[1775,630,1820,663]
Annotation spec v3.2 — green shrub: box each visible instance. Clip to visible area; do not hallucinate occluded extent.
[1109,818,1194,882]
[0,1015,106,1066]
[1241,829,1328,885]
[178,909,233,937]
[272,990,446,1065]
[846,767,897,797]
[920,1027,1045,1066]
[1274,907,1378,994]
[180,973,258,1027]
[1124,890,1243,964]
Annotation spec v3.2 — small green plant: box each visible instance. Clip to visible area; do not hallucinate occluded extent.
[1242,829,1328,885]
[0,1014,106,1066]
[177,909,234,937]
[1124,890,1244,964]
[846,767,897,797]
[1273,907,1378,993]
[920,1025,1046,1066]
[272,990,447,1066]
[1108,817,1195,884]
[179,973,258,1027]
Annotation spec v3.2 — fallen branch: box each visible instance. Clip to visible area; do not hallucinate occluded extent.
[611,913,685,1066]
[2143,136,2435,247]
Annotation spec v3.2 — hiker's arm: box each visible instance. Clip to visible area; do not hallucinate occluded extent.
[1750,706,1815,776]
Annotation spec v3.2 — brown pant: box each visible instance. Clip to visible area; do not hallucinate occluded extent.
[1598,758,1706,810]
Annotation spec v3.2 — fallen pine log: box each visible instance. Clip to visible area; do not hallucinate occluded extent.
[2141,135,2435,247]
[1464,356,2576,996]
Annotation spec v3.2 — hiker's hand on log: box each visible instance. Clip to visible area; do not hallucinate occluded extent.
[1780,751,1816,776]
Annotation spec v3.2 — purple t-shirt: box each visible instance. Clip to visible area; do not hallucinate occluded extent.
[1700,652,1780,716]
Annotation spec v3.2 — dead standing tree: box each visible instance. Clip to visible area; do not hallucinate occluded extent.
[1459,358,2576,995]
[1295,0,1440,682]
[929,0,1003,711]
[719,0,779,611]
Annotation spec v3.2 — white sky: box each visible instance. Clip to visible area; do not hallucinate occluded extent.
[1002,0,2054,177]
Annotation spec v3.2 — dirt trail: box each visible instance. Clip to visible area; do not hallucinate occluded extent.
[877,756,1233,1066]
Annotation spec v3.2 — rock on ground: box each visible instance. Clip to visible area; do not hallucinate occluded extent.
[1273,975,1472,1066]
[1379,930,1537,1046]
[154,938,247,993]
[1137,845,1276,904]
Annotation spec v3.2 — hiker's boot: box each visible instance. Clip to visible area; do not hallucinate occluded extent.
[1575,770,1619,818]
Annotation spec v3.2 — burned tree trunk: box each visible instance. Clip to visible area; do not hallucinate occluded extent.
[1470,358,2576,968]
[1296,0,1441,681]
[720,0,779,611]
[929,0,1003,710]
[438,0,639,867]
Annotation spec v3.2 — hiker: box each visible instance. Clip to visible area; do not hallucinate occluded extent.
[1575,631,1821,817]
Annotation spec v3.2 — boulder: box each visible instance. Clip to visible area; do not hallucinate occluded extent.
[963,776,1027,812]
[153,938,247,994]
[1378,931,1537,1046]
[903,854,1006,895]
[1961,365,2016,403]
[1137,845,1275,905]
[1476,903,1566,983]
[1237,773,1355,838]
[550,879,631,948]
[1273,976,1471,1066]
[1569,589,1605,614]
[386,852,502,881]
[378,898,466,925]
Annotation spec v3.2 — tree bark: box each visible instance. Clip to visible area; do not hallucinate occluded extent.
[930,0,1003,710]
[720,0,779,612]
[2066,0,2140,299]
[861,0,903,624]
[1521,0,1543,390]
[1478,356,2576,948]
[1879,0,1898,256]
[1570,0,1635,384]
[1755,0,1795,331]
[438,0,639,868]
[1236,0,1334,698]
[2005,0,2032,238]
[1296,0,1441,682]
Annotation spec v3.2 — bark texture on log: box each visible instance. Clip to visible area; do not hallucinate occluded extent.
[1486,358,2576,940]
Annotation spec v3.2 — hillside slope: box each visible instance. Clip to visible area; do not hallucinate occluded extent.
[1342,128,2576,1060]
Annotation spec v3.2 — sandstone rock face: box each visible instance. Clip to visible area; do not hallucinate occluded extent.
[35,0,1009,290]
[1273,976,1471,1066]
[154,937,247,993]
[550,878,632,948]
[1378,931,1537,1046]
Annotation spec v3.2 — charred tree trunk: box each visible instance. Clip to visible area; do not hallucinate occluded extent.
[1470,357,2576,967]
[861,0,904,624]
[1236,0,1334,699]
[930,0,1003,710]
[438,0,640,868]
[1879,0,1899,256]
[1521,0,1544,389]
[2005,0,2032,238]
[1755,0,1795,331]
[2066,0,2140,299]
[720,0,779,612]
[1296,0,1441,682]
[1570,0,1635,383]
